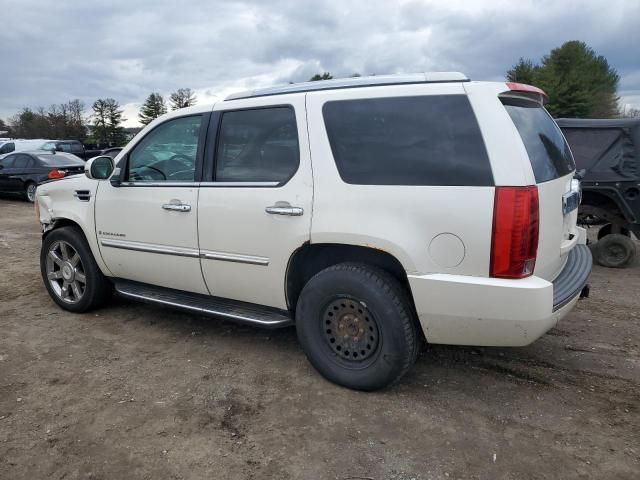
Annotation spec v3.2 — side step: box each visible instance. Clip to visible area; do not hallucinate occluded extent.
[114,279,293,329]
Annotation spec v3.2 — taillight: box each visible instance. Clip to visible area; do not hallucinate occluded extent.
[490,186,539,279]
[48,170,66,179]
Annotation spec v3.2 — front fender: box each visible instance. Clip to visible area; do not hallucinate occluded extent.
[36,177,113,277]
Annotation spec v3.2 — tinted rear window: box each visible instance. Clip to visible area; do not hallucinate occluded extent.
[322,95,493,186]
[503,99,575,182]
[37,154,84,166]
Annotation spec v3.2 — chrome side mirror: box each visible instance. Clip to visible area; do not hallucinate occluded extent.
[85,156,115,180]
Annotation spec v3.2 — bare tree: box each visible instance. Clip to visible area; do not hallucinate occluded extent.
[169,88,197,110]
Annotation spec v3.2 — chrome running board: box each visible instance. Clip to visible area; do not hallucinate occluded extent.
[114,280,293,329]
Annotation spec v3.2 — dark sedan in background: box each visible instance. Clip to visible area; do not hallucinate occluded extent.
[0,151,84,202]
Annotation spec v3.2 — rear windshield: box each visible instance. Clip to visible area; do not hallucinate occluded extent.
[503,99,575,182]
[37,154,84,166]
[322,95,493,186]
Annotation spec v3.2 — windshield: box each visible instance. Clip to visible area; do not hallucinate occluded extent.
[503,98,575,182]
[37,154,84,166]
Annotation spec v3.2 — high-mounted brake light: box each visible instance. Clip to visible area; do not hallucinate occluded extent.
[490,186,539,279]
[505,82,548,102]
[48,169,66,180]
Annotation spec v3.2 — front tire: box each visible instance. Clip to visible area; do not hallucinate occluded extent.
[296,263,419,391]
[40,226,113,312]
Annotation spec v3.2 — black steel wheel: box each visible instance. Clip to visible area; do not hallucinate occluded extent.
[296,262,419,391]
[322,297,380,362]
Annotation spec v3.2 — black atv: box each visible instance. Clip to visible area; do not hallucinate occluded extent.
[557,118,639,268]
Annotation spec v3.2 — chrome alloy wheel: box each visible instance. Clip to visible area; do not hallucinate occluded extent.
[46,240,86,304]
[26,184,37,202]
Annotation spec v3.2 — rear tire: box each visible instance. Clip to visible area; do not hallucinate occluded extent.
[595,233,636,268]
[295,262,419,391]
[40,226,113,312]
[24,182,37,203]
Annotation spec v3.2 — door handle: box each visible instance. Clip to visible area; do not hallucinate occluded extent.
[162,203,191,212]
[265,205,304,216]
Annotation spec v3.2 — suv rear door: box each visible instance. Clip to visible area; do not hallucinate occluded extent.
[197,94,312,309]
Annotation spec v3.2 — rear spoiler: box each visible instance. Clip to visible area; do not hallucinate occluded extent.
[501,82,549,105]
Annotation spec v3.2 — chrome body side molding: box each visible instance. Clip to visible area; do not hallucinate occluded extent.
[99,238,200,258]
[100,239,269,266]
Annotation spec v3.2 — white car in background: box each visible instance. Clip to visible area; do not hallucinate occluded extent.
[34,73,592,390]
[0,139,52,156]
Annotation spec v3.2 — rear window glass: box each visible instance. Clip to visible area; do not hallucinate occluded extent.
[503,99,575,182]
[322,95,493,186]
[37,154,84,166]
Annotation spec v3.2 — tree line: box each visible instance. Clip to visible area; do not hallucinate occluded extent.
[1,41,638,145]
[2,88,197,146]
[310,42,637,119]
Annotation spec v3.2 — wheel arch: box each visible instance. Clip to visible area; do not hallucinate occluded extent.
[42,215,113,277]
[581,189,634,226]
[285,242,415,311]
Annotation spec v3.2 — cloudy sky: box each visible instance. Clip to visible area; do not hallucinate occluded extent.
[0,0,638,127]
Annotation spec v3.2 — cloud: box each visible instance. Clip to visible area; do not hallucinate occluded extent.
[0,0,638,126]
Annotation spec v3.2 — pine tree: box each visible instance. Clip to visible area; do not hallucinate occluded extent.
[92,98,125,146]
[506,41,620,118]
[138,93,167,125]
[506,58,539,85]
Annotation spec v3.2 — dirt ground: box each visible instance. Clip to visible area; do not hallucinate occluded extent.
[0,198,638,480]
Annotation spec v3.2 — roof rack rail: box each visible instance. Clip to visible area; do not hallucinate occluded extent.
[225,72,469,101]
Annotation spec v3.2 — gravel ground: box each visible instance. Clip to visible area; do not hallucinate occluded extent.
[0,198,639,480]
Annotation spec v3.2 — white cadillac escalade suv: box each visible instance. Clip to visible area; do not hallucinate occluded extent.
[36,73,592,390]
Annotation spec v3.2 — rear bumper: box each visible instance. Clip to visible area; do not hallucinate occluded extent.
[552,245,592,311]
[407,245,592,347]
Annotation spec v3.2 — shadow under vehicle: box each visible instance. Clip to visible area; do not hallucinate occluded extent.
[557,118,640,267]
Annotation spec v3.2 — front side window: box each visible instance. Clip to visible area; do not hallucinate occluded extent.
[59,143,73,153]
[70,142,84,154]
[323,95,493,186]
[215,107,299,183]
[127,115,202,182]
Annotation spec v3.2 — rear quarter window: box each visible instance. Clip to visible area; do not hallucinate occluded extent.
[503,99,575,182]
[322,95,493,186]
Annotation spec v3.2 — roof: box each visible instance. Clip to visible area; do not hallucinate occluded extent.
[556,118,640,129]
[225,72,469,101]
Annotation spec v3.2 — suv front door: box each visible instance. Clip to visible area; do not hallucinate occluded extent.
[95,113,210,294]
[198,96,312,309]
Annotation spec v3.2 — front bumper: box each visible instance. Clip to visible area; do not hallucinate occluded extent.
[407,245,593,347]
